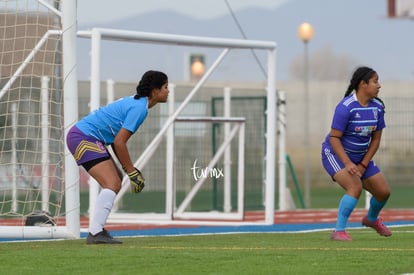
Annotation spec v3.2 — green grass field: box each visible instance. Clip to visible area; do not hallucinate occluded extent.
[1,227,413,274]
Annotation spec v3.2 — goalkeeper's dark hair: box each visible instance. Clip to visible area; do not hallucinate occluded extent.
[344,66,385,109]
[135,70,168,99]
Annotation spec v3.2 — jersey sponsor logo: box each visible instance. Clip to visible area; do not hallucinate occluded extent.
[354,125,377,136]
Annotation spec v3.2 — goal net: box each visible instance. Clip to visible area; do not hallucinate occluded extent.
[1,1,277,238]
[0,0,79,239]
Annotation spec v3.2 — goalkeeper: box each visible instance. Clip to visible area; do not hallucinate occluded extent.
[66,70,169,244]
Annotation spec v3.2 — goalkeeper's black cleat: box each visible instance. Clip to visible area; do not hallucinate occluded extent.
[86,228,123,245]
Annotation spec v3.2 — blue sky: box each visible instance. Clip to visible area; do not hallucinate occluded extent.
[77,0,289,25]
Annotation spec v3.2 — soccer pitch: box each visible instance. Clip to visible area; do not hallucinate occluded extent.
[1,227,413,274]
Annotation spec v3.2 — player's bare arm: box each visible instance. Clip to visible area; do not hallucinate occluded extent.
[113,128,134,173]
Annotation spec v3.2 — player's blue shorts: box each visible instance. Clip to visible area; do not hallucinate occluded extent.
[66,125,110,168]
[321,144,380,180]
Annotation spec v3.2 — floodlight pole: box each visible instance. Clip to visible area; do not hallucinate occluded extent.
[297,22,314,209]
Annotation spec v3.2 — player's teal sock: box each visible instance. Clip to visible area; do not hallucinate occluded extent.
[335,194,358,231]
[367,196,386,221]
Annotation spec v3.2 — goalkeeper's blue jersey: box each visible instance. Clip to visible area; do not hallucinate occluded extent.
[322,93,385,156]
[75,96,148,145]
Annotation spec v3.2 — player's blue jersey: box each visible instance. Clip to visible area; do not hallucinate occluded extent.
[322,93,385,155]
[75,96,148,145]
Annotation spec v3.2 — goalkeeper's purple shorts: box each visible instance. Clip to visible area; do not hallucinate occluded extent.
[66,125,110,168]
[321,145,380,181]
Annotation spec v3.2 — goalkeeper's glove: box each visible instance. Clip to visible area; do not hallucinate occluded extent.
[127,168,145,193]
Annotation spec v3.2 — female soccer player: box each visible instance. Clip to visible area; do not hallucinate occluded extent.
[321,66,391,241]
[66,70,169,244]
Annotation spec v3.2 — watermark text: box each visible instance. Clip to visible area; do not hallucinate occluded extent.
[191,159,224,181]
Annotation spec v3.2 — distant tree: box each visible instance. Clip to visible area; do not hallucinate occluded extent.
[289,45,359,81]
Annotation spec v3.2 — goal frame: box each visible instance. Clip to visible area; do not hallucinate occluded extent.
[0,0,80,239]
[77,28,277,225]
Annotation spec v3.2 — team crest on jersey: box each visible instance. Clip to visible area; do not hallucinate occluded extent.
[372,109,378,120]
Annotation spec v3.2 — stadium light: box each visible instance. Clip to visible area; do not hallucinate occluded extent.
[190,54,205,80]
[297,22,314,208]
[297,22,314,43]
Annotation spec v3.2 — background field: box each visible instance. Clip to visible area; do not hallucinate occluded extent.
[76,185,413,215]
[1,227,414,274]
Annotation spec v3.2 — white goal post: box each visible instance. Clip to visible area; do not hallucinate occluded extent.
[0,0,79,239]
[77,28,277,225]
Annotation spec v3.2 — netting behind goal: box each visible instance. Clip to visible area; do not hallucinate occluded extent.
[0,1,78,239]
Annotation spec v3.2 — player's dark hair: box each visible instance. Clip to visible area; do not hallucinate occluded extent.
[344,66,375,97]
[135,70,168,99]
[344,66,385,109]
